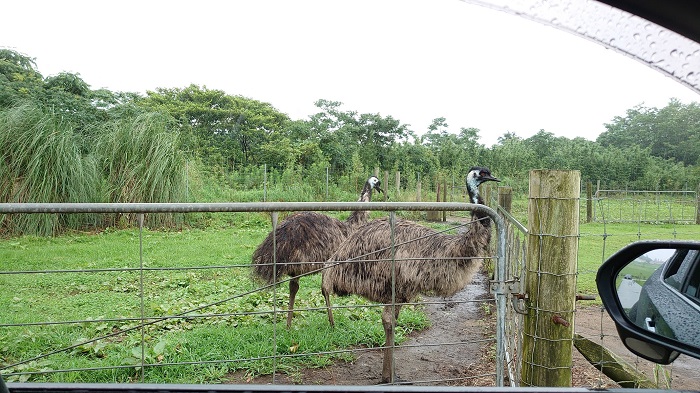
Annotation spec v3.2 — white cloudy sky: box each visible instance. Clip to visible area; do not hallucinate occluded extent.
[2,0,698,146]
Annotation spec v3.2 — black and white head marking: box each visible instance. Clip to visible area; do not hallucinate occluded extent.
[368,176,380,189]
[465,166,499,204]
[366,176,383,194]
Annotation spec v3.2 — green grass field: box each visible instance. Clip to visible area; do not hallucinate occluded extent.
[576,222,699,296]
[0,214,428,383]
[1,210,698,383]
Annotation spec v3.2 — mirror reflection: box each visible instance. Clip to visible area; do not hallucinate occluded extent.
[616,248,700,348]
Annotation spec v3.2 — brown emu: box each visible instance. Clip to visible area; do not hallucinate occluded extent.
[321,166,499,384]
[251,175,383,327]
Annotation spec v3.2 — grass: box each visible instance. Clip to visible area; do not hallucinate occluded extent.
[491,189,698,297]
[577,222,699,296]
[1,198,697,383]
[0,106,189,235]
[591,191,697,224]
[0,104,102,234]
[0,218,428,383]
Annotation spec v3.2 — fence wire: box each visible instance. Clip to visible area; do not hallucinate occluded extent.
[0,202,505,387]
[497,205,527,387]
[498,191,700,390]
[4,189,698,389]
[592,190,698,224]
[581,194,700,390]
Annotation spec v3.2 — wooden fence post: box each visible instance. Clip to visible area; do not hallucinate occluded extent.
[498,186,512,215]
[482,183,492,207]
[427,177,441,221]
[442,178,447,222]
[395,171,401,194]
[696,183,700,225]
[586,181,593,223]
[382,171,389,202]
[416,175,421,202]
[521,170,580,387]
[383,171,389,202]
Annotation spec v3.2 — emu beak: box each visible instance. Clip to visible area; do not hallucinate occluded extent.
[375,185,384,194]
[486,175,500,183]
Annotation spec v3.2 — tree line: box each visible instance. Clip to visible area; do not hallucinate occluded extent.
[2,48,699,226]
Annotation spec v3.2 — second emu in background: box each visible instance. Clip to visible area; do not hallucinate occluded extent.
[251,175,383,327]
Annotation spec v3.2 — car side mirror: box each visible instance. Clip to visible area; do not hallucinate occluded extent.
[597,241,700,364]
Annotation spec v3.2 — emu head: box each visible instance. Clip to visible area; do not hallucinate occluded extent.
[366,176,383,194]
[465,166,499,204]
[358,175,384,202]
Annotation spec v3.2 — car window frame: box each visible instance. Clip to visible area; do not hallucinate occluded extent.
[679,251,700,303]
[662,249,700,304]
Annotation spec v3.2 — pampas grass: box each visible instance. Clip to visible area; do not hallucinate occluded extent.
[0,105,187,235]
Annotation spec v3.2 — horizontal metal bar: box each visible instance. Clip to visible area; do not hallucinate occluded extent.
[4,382,599,393]
[0,202,493,214]
[497,205,528,235]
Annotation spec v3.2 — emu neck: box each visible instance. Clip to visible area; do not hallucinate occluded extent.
[468,184,491,229]
[467,182,482,205]
[346,186,373,226]
[357,186,373,203]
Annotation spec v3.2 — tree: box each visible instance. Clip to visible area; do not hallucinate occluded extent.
[390,140,439,184]
[42,72,113,132]
[1,50,116,133]
[486,133,536,179]
[598,99,700,166]
[457,127,484,166]
[0,49,44,107]
[136,85,289,170]
[258,137,297,169]
[305,99,412,175]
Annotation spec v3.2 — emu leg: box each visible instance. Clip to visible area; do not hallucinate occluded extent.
[322,285,335,327]
[380,304,402,384]
[286,277,300,328]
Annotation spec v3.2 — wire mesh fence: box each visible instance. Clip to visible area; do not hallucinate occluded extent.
[497,181,700,390]
[590,190,698,224]
[0,202,505,387]
[3,185,699,390]
[496,205,527,387]
[575,203,700,390]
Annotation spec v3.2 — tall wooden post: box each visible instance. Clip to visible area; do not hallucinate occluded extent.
[427,178,441,221]
[521,170,580,387]
[384,171,389,202]
[416,174,421,202]
[696,183,700,225]
[395,171,401,194]
[498,186,512,215]
[586,181,593,223]
[482,183,491,207]
[442,178,447,222]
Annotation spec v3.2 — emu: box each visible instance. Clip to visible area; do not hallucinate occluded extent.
[321,166,499,384]
[251,175,383,328]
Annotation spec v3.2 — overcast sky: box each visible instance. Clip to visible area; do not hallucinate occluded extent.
[3,0,699,146]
